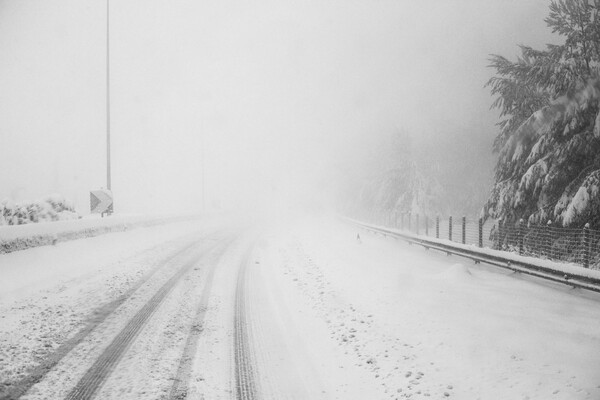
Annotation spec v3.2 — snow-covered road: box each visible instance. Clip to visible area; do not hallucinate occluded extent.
[1,216,600,400]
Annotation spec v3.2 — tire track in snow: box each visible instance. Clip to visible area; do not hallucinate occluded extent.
[63,239,222,400]
[0,236,204,400]
[234,247,259,400]
[168,236,239,400]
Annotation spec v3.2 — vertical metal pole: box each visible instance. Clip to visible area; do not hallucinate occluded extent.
[449,216,453,241]
[462,216,466,244]
[408,213,412,232]
[498,219,503,250]
[583,223,591,268]
[518,219,524,255]
[546,220,553,258]
[201,130,205,211]
[425,216,429,236]
[106,0,112,214]
[416,214,420,235]
[478,218,483,248]
[436,216,439,239]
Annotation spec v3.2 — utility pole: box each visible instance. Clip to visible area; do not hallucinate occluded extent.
[201,130,205,211]
[106,0,113,214]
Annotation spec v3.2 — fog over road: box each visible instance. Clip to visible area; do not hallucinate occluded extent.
[1,216,599,400]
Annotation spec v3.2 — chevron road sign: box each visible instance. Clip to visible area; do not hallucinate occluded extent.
[90,189,113,214]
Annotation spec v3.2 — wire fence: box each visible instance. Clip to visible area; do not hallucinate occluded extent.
[352,211,600,270]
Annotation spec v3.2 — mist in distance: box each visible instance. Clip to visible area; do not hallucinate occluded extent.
[0,0,558,216]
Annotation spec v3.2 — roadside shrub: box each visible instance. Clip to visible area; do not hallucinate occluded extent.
[0,195,79,226]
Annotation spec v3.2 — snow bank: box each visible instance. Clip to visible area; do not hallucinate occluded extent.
[296,218,600,399]
[346,217,600,282]
[0,214,200,254]
[436,263,474,282]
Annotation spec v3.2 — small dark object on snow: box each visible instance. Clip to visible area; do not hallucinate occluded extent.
[356,233,361,243]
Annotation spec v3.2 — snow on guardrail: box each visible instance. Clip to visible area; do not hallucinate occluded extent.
[345,217,600,293]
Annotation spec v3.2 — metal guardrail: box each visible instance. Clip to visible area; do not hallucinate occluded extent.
[348,218,600,294]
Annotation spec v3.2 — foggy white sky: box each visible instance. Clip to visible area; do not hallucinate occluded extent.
[0,0,558,214]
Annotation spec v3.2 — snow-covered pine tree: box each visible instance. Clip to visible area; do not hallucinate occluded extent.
[342,129,446,222]
[484,0,600,227]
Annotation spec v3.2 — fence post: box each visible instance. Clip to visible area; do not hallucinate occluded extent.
[449,216,453,241]
[416,214,420,235]
[546,220,553,258]
[518,218,524,255]
[478,218,483,247]
[498,219,504,250]
[462,216,466,244]
[425,216,429,236]
[583,223,591,268]
[436,216,440,239]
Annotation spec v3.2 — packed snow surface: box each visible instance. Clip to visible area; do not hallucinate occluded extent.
[260,217,600,399]
[1,215,599,399]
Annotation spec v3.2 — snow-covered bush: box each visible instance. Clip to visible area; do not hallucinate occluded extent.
[0,195,79,226]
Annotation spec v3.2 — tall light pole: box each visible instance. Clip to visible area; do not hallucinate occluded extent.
[106,0,113,213]
[201,130,205,211]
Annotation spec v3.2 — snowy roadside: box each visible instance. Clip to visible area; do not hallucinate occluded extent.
[349,218,600,281]
[0,217,221,397]
[0,213,205,254]
[262,216,600,400]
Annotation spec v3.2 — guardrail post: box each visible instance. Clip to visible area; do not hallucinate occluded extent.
[425,216,429,236]
[518,218,524,255]
[478,218,483,247]
[408,213,412,232]
[449,216,453,241]
[462,216,466,244]
[436,216,440,238]
[583,223,591,268]
[416,214,420,235]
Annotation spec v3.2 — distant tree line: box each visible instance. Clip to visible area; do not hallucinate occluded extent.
[338,128,490,221]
